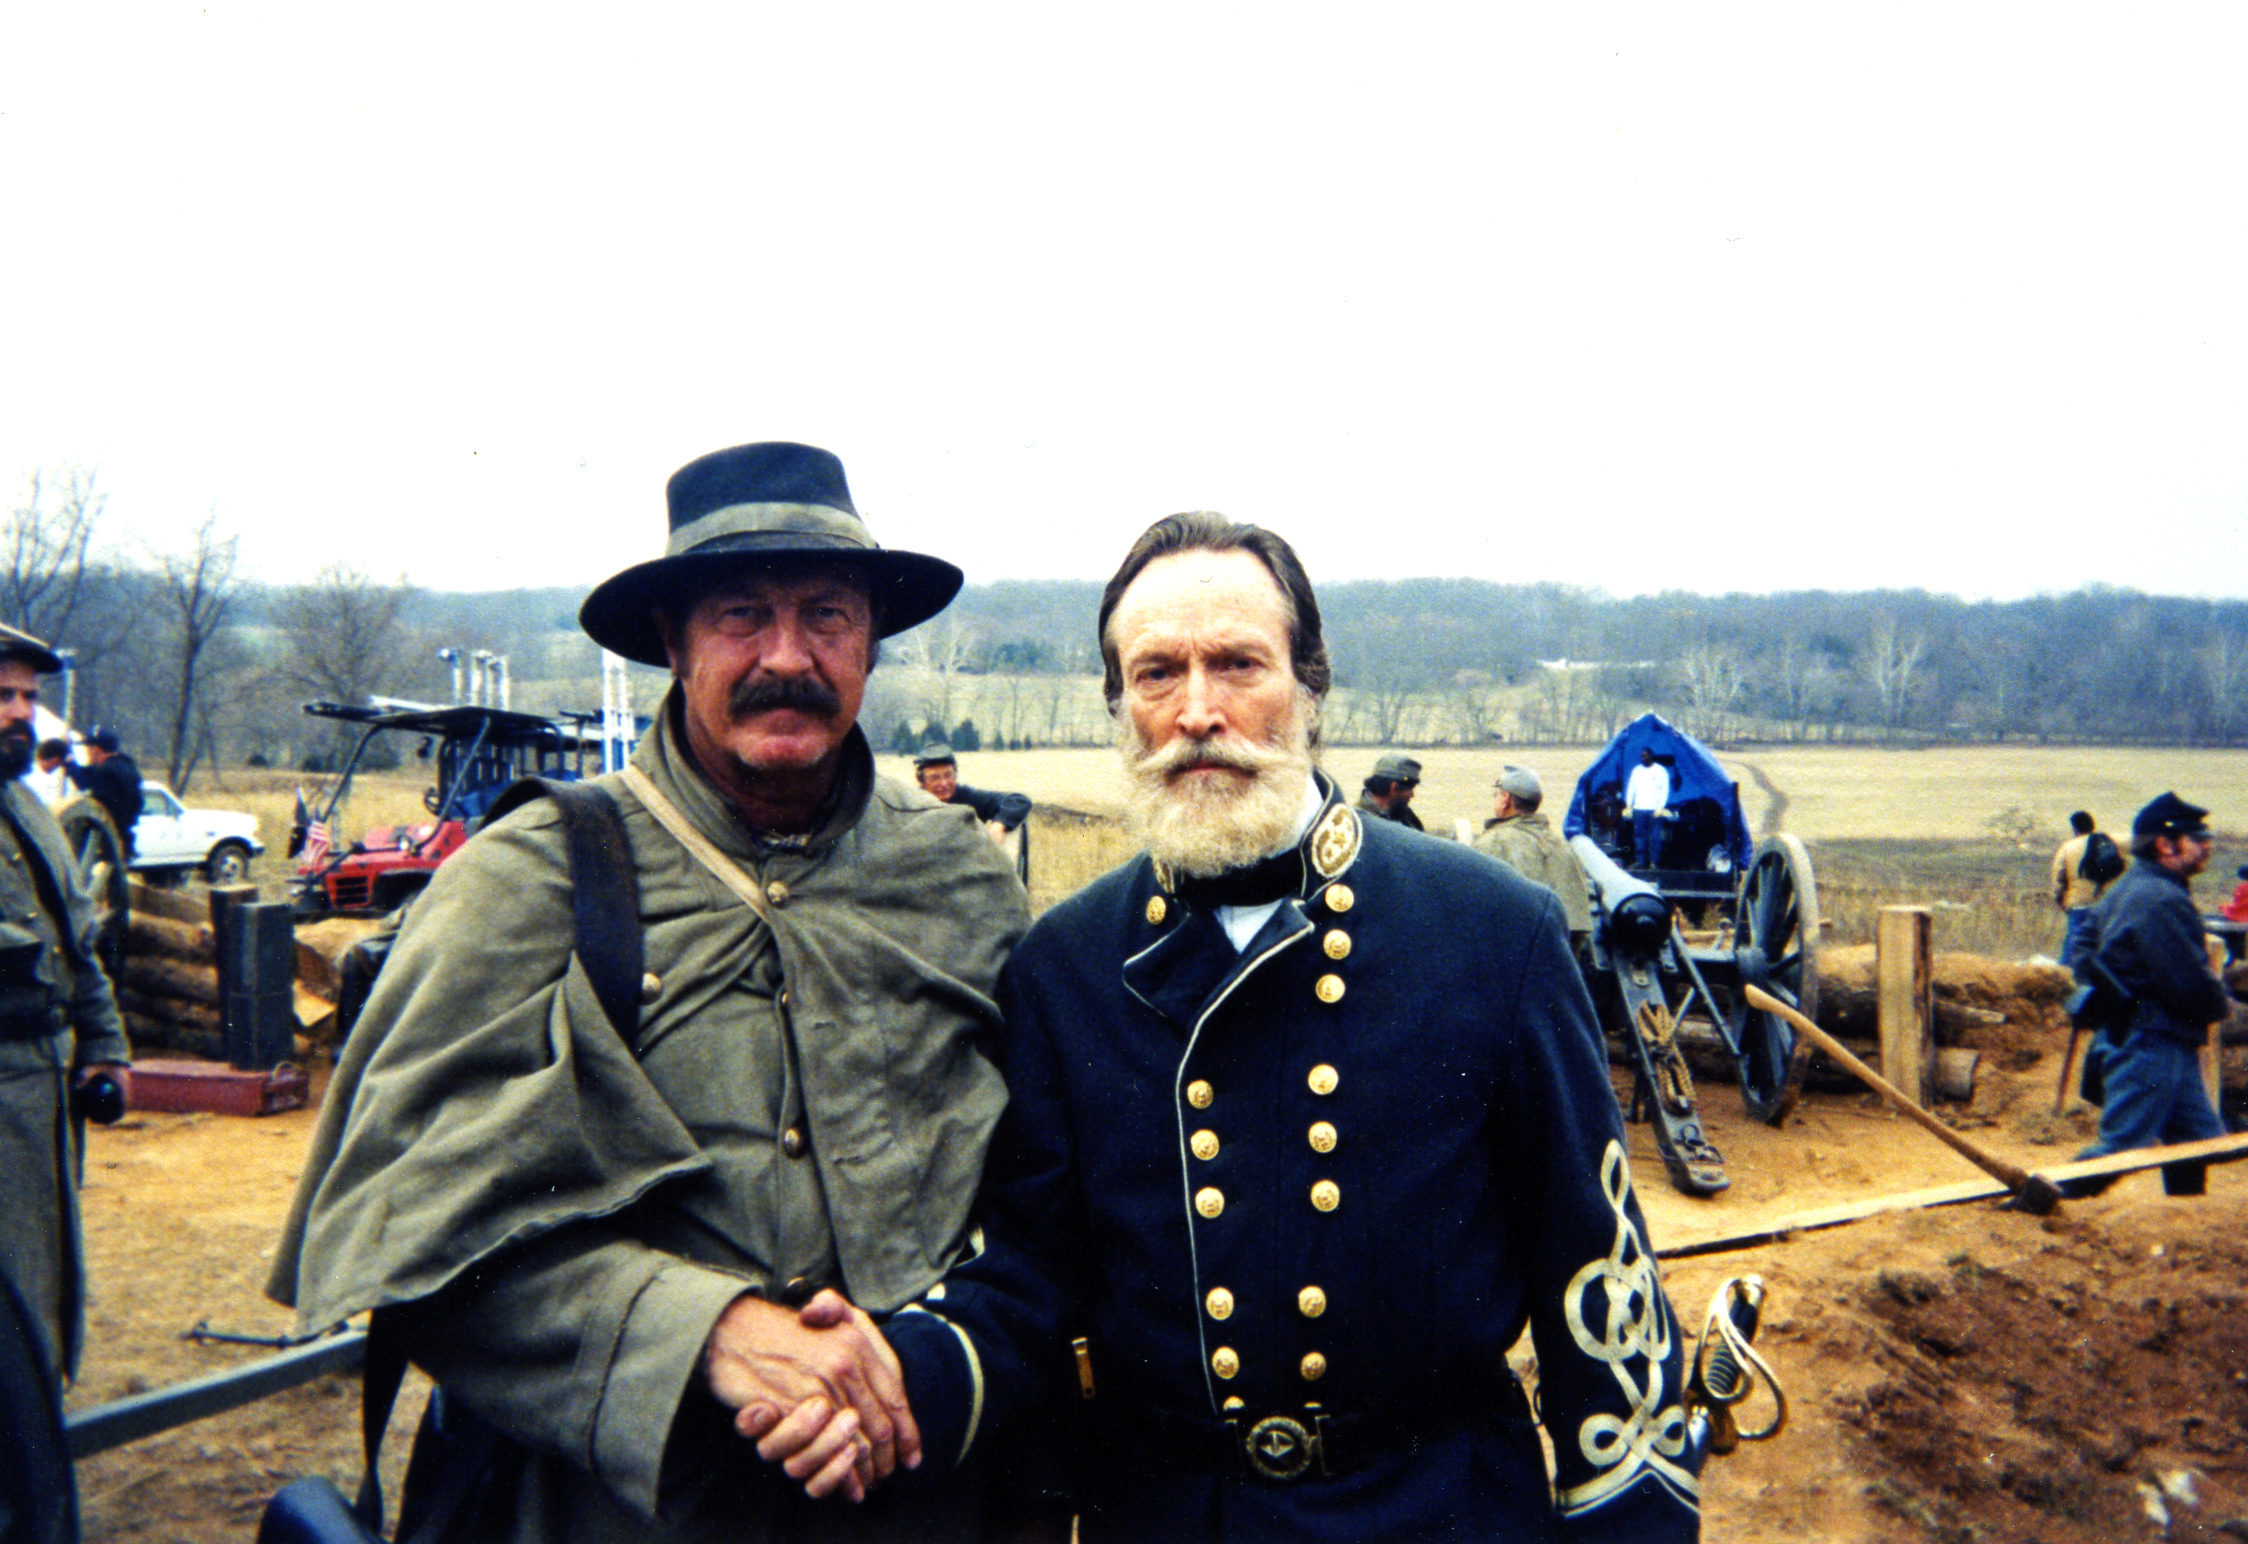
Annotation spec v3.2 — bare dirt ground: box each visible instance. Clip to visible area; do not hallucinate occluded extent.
[67,1040,2248,1543]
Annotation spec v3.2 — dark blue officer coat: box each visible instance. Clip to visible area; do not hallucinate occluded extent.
[890,784,1700,1542]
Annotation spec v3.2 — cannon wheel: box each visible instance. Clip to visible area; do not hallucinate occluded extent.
[57,797,130,982]
[1731,834,1820,1124]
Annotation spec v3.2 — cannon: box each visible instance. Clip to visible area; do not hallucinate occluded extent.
[1559,714,1821,1199]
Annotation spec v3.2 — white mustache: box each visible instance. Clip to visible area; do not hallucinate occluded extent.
[1131,731,1294,780]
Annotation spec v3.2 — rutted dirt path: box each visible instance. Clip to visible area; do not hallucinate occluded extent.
[1729,755,1789,840]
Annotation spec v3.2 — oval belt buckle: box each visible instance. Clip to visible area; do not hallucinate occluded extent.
[1244,1414,1318,1481]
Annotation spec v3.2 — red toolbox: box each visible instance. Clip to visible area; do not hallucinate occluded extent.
[129,1059,310,1117]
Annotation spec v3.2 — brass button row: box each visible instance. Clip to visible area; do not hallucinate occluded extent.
[781,1125,807,1159]
[1326,883,1355,914]
[1322,928,1351,961]
[1204,1285,1325,1322]
[1147,895,1168,925]
[1208,1347,1328,1383]
[1196,1182,1338,1220]
[1194,1062,1338,1109]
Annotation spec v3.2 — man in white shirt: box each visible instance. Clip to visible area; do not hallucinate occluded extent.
[1623,748,1671,869]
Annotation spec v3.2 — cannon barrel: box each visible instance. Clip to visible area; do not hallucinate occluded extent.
[1569,835,1670,960]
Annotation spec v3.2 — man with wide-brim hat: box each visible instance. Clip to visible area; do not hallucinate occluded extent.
[274,443,1031,1540]
[0,618,132,1390]
[2062,790,2232,1197]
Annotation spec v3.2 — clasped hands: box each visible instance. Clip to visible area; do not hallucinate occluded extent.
[702,1288,918,1503]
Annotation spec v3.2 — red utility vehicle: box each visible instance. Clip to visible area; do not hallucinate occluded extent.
[290,700,617,916]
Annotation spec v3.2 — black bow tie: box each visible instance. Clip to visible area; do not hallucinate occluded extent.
[1172,845,1307,911]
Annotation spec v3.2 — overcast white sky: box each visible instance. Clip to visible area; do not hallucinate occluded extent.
[4,5,2244,603]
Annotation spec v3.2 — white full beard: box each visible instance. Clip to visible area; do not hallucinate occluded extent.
[1118,687,1320,879]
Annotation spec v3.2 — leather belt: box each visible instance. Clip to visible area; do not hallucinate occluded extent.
[1230,1409,1416,1481]
[1138,1383,1521,1484]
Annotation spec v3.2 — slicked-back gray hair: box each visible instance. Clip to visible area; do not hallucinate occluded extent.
[1096,512,1331,714]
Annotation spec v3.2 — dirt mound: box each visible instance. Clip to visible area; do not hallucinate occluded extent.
[1817,945,2074,1070]
[1838,1208,2248,1542]
[64,976,2248,1544]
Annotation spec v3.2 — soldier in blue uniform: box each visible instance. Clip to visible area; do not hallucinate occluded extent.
[2062,791,2231,1196]
[875,513,1700,1541]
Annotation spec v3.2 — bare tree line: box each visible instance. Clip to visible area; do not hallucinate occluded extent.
[11,469,2247,789]
[896,577,2248,750]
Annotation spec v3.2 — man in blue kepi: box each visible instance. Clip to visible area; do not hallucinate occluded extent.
[871,512,1701,1541]
[2063,790,2232,1196]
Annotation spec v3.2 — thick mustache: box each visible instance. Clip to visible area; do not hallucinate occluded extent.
[1135,732,1290,779]
[727,675,842,720]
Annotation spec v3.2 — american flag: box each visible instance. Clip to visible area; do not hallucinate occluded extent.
[291,789,332,864]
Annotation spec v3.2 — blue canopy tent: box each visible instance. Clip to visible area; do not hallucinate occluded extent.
[1562,712,1754,871]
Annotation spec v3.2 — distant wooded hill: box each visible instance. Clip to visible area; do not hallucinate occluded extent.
[393,578,2248,752]
[35,569,2248,790]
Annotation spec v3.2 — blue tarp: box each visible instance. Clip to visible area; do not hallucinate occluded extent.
[1562,711,1754,869]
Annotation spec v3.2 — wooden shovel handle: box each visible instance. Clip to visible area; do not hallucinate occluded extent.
[1742,983,2036,1192]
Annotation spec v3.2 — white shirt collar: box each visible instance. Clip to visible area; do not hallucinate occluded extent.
[1214,775,1329,952]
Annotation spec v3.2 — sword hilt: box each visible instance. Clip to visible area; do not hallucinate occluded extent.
[1686,1275,1786,1456]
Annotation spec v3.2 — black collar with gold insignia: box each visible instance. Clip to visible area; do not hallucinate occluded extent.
[1151,774,1362,916]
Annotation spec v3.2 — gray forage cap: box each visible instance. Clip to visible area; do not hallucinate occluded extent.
[1495,764,1542,802]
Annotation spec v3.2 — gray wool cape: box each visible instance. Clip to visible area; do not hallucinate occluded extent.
[0,778,131,1380]
[270,699,1028,1540]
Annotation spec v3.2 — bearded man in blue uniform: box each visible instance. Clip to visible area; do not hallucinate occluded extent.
[876,513,1701,1541]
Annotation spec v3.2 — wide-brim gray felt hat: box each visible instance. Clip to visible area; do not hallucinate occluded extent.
[0,623,62,675]
[580,442,964,667]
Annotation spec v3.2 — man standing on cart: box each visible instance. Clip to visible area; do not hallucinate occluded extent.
[1623,747,1671,869]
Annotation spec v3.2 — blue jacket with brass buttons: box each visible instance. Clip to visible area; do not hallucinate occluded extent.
[889,782,1700,1542]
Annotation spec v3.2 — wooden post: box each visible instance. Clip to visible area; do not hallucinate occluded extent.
[2204,931,2228,1111]
[1877,905,1934,1106]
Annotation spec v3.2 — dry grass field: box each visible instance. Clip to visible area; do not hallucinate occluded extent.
[882,743,2248,960]
[883,742,2248,844]
[192,745,2247,961]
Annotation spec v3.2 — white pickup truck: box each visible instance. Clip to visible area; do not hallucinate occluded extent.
[132,782,264,885]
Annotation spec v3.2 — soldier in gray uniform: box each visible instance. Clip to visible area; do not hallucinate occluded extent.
[1354,753,1422,830]
[274,444,1029,1542]
[1474,763,1593,951]
[0,622,132,1384]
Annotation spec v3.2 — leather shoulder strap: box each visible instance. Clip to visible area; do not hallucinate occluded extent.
[483,777,643,1043]
[619,764,776,929]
